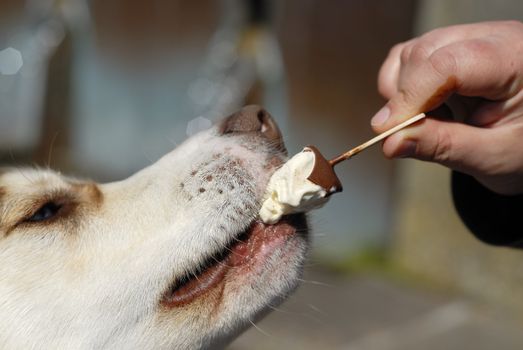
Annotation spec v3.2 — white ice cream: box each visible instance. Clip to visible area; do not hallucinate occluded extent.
[259,148,330,224]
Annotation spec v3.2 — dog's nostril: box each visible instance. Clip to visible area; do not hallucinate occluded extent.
[221,105,285,150]
[257,110,266,130]
[256,109,281,143]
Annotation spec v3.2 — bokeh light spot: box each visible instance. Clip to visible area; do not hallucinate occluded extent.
[186,116,213,136]
[0,47,23,75]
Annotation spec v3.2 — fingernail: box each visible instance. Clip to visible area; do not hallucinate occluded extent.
[371,106,390,126]
[397,140,417,158]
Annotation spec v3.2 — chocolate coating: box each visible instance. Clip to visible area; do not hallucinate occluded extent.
[305,145,343,196]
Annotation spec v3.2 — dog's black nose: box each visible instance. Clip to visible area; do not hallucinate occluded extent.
[220,105,284,150]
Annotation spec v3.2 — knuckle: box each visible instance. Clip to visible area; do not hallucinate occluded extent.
[399,44,414,65]
[409,43,432,62]
[428,47,457,78]
[461,38,494,56]
[431,127,453,163]
[388,41,407,63]
[396,86,417,106]
[390,42,406,56]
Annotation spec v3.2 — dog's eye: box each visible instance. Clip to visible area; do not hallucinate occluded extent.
[26,202,62,223]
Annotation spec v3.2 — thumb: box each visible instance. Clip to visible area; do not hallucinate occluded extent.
[381,117,496,176]
[371,75,457,133]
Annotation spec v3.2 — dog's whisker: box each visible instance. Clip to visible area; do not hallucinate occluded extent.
[300,312,329,325]
[269,298,329,324]
[248,319,274,339]
[46,131,60,169]
[141,149,157,166]
[311,233,327,237]
[296,278,335,288]
[8,147,16,163]
[230,235,245,243]
[210,237,244,259]
[164,136,179,149]
[266,304,305,317]
[209,255,235,269]
[307,303,329,317]
[190,271,201,283]
[215,238,244,257]
[14,165,34,185]
[220,245,244,258]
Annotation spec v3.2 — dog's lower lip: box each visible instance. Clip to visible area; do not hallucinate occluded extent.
[227,220,298,266]
[161,216,304,308]
[161,258,229,308]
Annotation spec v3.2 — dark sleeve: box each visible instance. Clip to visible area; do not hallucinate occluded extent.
[451,171,523,248]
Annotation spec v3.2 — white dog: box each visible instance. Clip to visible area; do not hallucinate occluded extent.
[0,106,309,349]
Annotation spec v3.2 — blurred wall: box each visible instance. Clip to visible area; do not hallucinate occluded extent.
[0,1,49,153]
[391,0,523,312]
[69,0,223,179]
[1,0,419,259]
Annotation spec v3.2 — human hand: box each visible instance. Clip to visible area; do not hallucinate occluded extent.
[372,20,523,195]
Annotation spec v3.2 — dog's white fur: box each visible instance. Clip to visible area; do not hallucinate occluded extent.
[0,124,308,349]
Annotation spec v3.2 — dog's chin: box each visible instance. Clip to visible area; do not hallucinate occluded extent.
[160,214,307,310]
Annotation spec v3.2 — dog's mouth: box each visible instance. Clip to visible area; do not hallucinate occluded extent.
[161,215,306,308]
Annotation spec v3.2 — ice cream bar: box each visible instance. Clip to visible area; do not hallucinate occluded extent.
[259,146,341,224]
[258,113,426,224]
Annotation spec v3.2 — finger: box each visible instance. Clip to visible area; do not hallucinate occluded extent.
[381,117,499,177]
[373,38,521,133]
[377,22,502,101]
[445,95,484,123]
[378,41,410,98]
[467,90,523,126]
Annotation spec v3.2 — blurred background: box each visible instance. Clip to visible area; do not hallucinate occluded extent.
[2,0,523,349]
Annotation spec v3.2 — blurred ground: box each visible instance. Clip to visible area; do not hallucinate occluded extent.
[229,266,523,350]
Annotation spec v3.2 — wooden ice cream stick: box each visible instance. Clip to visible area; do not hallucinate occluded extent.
[305,112,426,194]
[329,112,426,166]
